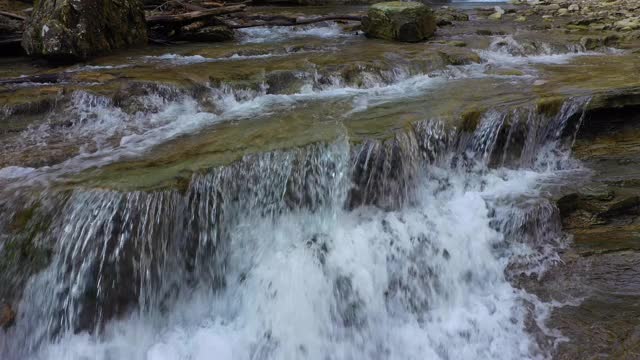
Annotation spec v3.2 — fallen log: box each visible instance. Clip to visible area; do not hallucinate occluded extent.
[0,35,23,55]
[173,0,208,11]
[233,13,296,22]
[201,1,225,7]
[0,11,26,21]
[0,36,22,44]
[148,37,181,45]
[146,5,246,24]
[229,15,362,29]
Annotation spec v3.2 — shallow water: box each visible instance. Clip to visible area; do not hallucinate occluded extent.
[0,8,639,360]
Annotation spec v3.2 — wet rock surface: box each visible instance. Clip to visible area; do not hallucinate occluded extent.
[545,97,640,359]
[362,1,436,42]
[22,0,147,61]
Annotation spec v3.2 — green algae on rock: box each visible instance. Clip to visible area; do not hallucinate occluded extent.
[21,0,147,61]
[362,1,436,42]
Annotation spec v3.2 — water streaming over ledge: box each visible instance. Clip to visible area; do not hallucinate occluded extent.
[0,32,600,186]
[0,95,590,359]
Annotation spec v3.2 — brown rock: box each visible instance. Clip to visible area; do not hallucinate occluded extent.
[0,303,16,329]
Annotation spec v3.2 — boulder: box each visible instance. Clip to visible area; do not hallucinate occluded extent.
[615,17,640,31]
[362,1,436,42]
[580,35,619,50]
[22,0,147,62]
[488,11,503,20]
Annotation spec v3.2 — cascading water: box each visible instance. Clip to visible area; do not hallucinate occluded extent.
[0,90,590,359]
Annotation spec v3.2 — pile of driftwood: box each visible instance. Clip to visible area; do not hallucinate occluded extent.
[0,10,27,54]
[146,0,362,43]
[0,0,363,51]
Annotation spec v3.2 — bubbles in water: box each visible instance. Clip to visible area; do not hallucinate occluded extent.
[1,101,590,359]
[237,23,349,44]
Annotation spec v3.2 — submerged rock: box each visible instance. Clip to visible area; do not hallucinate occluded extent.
[21,0,147,62]
[362,1,436,42]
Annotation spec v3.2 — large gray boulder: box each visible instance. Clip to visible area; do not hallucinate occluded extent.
[22,0,147,62]
[362,1,437,42]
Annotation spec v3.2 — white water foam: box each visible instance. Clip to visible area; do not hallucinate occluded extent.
[143,53,212,65]
[141,47,328,65]
[142,52,284,65]
[1,68,466,184]
[238,23,349,44]
[31,161,567,360]
[3,35,598,184]
[0,166,37,179]
[65,64,133,73]
[476,36,597,66]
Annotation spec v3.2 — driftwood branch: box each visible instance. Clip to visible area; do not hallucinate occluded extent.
[146,4,246,24]
[0,11,26,21]
[201,2,225,7]
[173,0,208,11]
[229,15,362,29]
[180,20,207,32]
[233,13,296,22]
[148,37,181,45]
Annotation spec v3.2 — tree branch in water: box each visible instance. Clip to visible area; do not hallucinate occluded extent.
[229,15,361,29]
[146,5,246,25]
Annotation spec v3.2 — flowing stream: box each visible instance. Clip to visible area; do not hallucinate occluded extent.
[1,13,633,360]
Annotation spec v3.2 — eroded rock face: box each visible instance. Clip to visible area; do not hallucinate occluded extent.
[362,1,436,42]
[22,0,147,62]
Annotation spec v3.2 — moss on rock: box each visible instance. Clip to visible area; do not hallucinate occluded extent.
[22,0,147,62]
[362,1,437,42]
[537,97,565,117]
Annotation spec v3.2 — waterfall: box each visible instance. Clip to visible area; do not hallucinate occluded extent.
[0,95,589,359]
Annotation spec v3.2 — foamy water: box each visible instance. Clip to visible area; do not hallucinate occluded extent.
[30,159,569,360]
[0,68,477,183]
[476,36,598,66]
[1,33,601,185]
[1,89,591,360]
[238,23,350,44]
[141,53,285,65]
